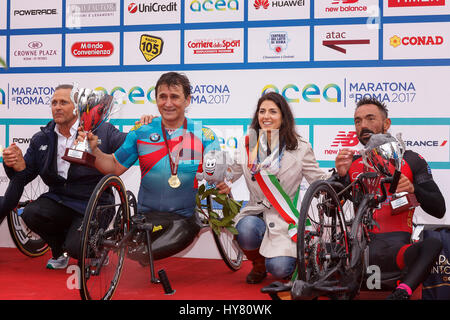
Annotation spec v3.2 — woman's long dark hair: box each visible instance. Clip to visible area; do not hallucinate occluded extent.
[250,91,299,151]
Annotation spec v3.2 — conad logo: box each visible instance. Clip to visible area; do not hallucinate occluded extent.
[71,41,114,58]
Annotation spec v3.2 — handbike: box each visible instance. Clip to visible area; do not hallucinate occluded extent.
[78,174,243,300]
[263,171,398,300]
[7,177,49,257]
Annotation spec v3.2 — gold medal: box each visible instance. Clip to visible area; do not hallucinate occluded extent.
[168,175,181,188]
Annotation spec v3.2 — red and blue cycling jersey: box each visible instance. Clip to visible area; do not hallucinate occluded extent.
[114,117,220,217]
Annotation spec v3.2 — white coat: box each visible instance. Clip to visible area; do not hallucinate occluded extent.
[230,135,329,258]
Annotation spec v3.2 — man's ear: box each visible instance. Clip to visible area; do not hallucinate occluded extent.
[383,118,391,133]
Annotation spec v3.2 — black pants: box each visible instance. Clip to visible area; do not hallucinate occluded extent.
[127,211,201,264]
[21,197,84,260]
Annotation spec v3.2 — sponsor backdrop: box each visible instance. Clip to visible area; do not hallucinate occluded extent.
[0,0,449,258]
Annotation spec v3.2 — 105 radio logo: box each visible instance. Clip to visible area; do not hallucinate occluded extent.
[139,34,164,62]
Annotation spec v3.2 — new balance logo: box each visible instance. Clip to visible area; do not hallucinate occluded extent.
[331,131,359,147]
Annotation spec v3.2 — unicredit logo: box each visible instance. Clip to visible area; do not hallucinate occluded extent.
[71,42,114,58]
[388,0,445,7]
[128,2,178,13]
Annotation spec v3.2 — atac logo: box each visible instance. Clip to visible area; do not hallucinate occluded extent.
[139,34,163,62]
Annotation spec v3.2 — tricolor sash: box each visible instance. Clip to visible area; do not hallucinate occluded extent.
[246,135,302,242]
[253,171,301,242]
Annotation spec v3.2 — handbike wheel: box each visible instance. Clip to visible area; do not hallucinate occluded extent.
[6,177,49,257]
[207,196,243,271]
[79,175,130,300]
[296,180,350,299]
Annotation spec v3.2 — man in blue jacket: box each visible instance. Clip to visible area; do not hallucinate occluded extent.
[2,84,126,269]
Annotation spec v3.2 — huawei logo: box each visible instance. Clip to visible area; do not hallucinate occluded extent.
[254,0,270,9]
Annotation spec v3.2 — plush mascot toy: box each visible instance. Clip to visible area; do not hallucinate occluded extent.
[196,150,233,186]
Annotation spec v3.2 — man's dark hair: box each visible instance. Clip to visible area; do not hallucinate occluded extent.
[55,84,73,91]
[356,97,389,119]
[155,72,191,98]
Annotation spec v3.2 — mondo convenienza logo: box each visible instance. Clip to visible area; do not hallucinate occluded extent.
[389,35,444,48]
[71,42,114,57]
[388,0,445,7]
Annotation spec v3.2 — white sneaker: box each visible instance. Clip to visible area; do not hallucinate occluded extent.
[46,253,69,269]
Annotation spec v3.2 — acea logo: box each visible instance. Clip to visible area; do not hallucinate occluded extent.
[262,83,342,103]
[190,0,239,12]
[0,88,6,106]
[95,86,157,104]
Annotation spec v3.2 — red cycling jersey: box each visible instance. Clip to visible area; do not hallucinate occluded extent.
[348,155,415,234]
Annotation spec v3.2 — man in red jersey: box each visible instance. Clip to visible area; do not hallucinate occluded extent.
[335,97,446,300]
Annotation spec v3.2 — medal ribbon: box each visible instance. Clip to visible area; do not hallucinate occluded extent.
[161,118,187,177]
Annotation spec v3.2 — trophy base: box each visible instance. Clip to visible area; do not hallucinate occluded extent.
[62,148,96,168]
[390,193,420,215]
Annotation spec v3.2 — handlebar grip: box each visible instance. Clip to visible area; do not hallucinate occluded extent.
[389,170,401,194]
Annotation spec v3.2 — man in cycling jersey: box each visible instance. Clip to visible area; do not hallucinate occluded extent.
[335,97,446,300]
[81,72,221,263]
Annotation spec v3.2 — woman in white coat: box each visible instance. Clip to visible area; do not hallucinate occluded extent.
[219,92,328,284]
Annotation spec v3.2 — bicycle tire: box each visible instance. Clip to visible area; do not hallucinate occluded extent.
[207,196,243,271]
[6,177,49,257]
[296,180,350,298]
[79,174,130,300]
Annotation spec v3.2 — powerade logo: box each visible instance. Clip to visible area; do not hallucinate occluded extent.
[262,83,341,103]
[190,0,239,12]
[95,86,156,104]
